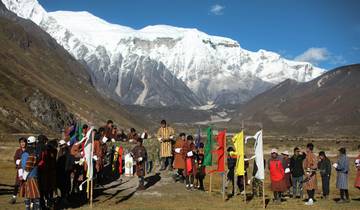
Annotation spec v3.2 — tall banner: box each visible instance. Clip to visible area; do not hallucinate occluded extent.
[208,130,226,173]
[245,130,264,180]
[79,127,94,190]
[231,131,244,176]
[203,127,213,166]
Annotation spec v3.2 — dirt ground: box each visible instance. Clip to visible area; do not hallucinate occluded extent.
[0,139,359,210]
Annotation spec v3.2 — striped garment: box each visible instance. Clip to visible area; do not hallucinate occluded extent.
[157,126,175,157]
[19,178,40,199]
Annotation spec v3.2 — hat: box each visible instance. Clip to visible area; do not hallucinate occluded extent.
[59,140,66,146]
[271,148,278,154]
[27,136,36,144]
[281,150,289,156]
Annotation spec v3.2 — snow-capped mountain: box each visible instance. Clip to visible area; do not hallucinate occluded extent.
[2,0,325,106]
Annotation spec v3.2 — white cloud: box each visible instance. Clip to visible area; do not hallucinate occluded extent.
[210,4,225,15]
[295,47,329,65]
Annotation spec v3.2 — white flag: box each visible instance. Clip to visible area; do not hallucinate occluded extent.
[79,127,94,190]
[245,130,264,180]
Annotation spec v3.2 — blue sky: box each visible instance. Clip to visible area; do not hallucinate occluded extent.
[38,0,359,70]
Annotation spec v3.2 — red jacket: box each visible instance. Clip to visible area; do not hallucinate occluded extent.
[269,158,285,182]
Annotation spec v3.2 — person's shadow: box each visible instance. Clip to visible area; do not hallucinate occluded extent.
[144,173,161,189]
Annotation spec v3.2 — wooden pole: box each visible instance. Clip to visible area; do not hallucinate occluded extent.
[90,130,94,208]
[261,125,265,209]
[241,120,246,203]
[209,172,213,193]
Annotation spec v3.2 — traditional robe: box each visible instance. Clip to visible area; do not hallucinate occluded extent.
[355,154,360,188]
[131,145,147,177]
[182,141,197,176]
[336,154,349,190]
[173,138,186,169]
[303,152,318,191]
[157,126,175,157]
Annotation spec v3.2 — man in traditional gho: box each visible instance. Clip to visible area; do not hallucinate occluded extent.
[173,133,186,183]
[9,137,27,204]
[131,138,147,190]
[19,136,41,210]
[157,120,175,171]
[269,149,286,204]
[104,120,114,139]
[56,140,71,205]
[318,151,331,199]
[355,145,360,191]
[183,135,197,190]
[334,147,350,203]
[303,143,317,206]
[128,128,139,143]
[289,147,306,199]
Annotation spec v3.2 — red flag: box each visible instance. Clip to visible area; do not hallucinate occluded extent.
[208,130,226,173]
[118,146,123,175]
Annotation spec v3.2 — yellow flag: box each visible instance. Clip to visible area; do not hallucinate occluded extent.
[230,131,244,176]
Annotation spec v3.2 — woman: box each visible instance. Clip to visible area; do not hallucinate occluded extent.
[355,145,360,190]
[19,136,41,210]
[334,147,350,203]
[269,149,287,204]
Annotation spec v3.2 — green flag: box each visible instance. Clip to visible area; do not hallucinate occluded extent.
[77,121,83,141]
[203,126,213,166]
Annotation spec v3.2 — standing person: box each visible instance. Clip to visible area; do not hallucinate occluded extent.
[56,140,71,205]
[290,147,306,199]
[104,120,114,139]
[303,143,318,206]
[128,128,139,143]
[9,137,27,204]
[36,134,48,209]
[195,143,206,191]
[334,147,350,203]
[281,151,292,197]
[226,147,244,195]
[131,138,147,190]
[268,149,286,204]
[183,135,196,190]
[157,120,175,171]
[318,151,331,199]
[19,136,41,210]
[355,145,360,190]
[173,133,186,183]
[43,139,58,208]
[252,158,265,198]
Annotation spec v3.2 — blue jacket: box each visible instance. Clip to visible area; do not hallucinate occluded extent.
[21,152,38,178]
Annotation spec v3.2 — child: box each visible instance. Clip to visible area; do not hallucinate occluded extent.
[131,138,147,190]
[9,137,27,204]
[195,143,206,191]
[226,147,243,195]
[183,135,196,190]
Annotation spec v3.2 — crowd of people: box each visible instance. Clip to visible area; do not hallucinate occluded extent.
[8,119,360,209]
[268,143,360,205]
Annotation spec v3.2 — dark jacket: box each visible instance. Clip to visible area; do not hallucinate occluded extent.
[289,153,306,177]
[318,157,331,177]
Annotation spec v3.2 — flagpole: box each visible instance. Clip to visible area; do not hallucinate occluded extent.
[261,124,265,209]
[241,120,246,204]
[90,130,94,208]
[223,129,227,200]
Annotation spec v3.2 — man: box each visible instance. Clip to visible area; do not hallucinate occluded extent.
[9,137,27,204]
[252,158,265,198]
[131,138,147,190]
[303,143,317,206]
[334,147,350,203]
[157,120,175,171]
[318,151,331,199]
[19,136,41,210]
[290,147,306,199]
[56,140,71,205]
[227,147,243,195]
[128,128,139,143]
[104,120,114,139]
[281,151,292,197]
[173,133,186,183]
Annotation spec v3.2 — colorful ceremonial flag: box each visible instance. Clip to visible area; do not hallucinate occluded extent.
[231,131,245,176]
[245,130,264,180]
[203,127,213,166]
[208,130,226,173]
[79,127,94,191]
